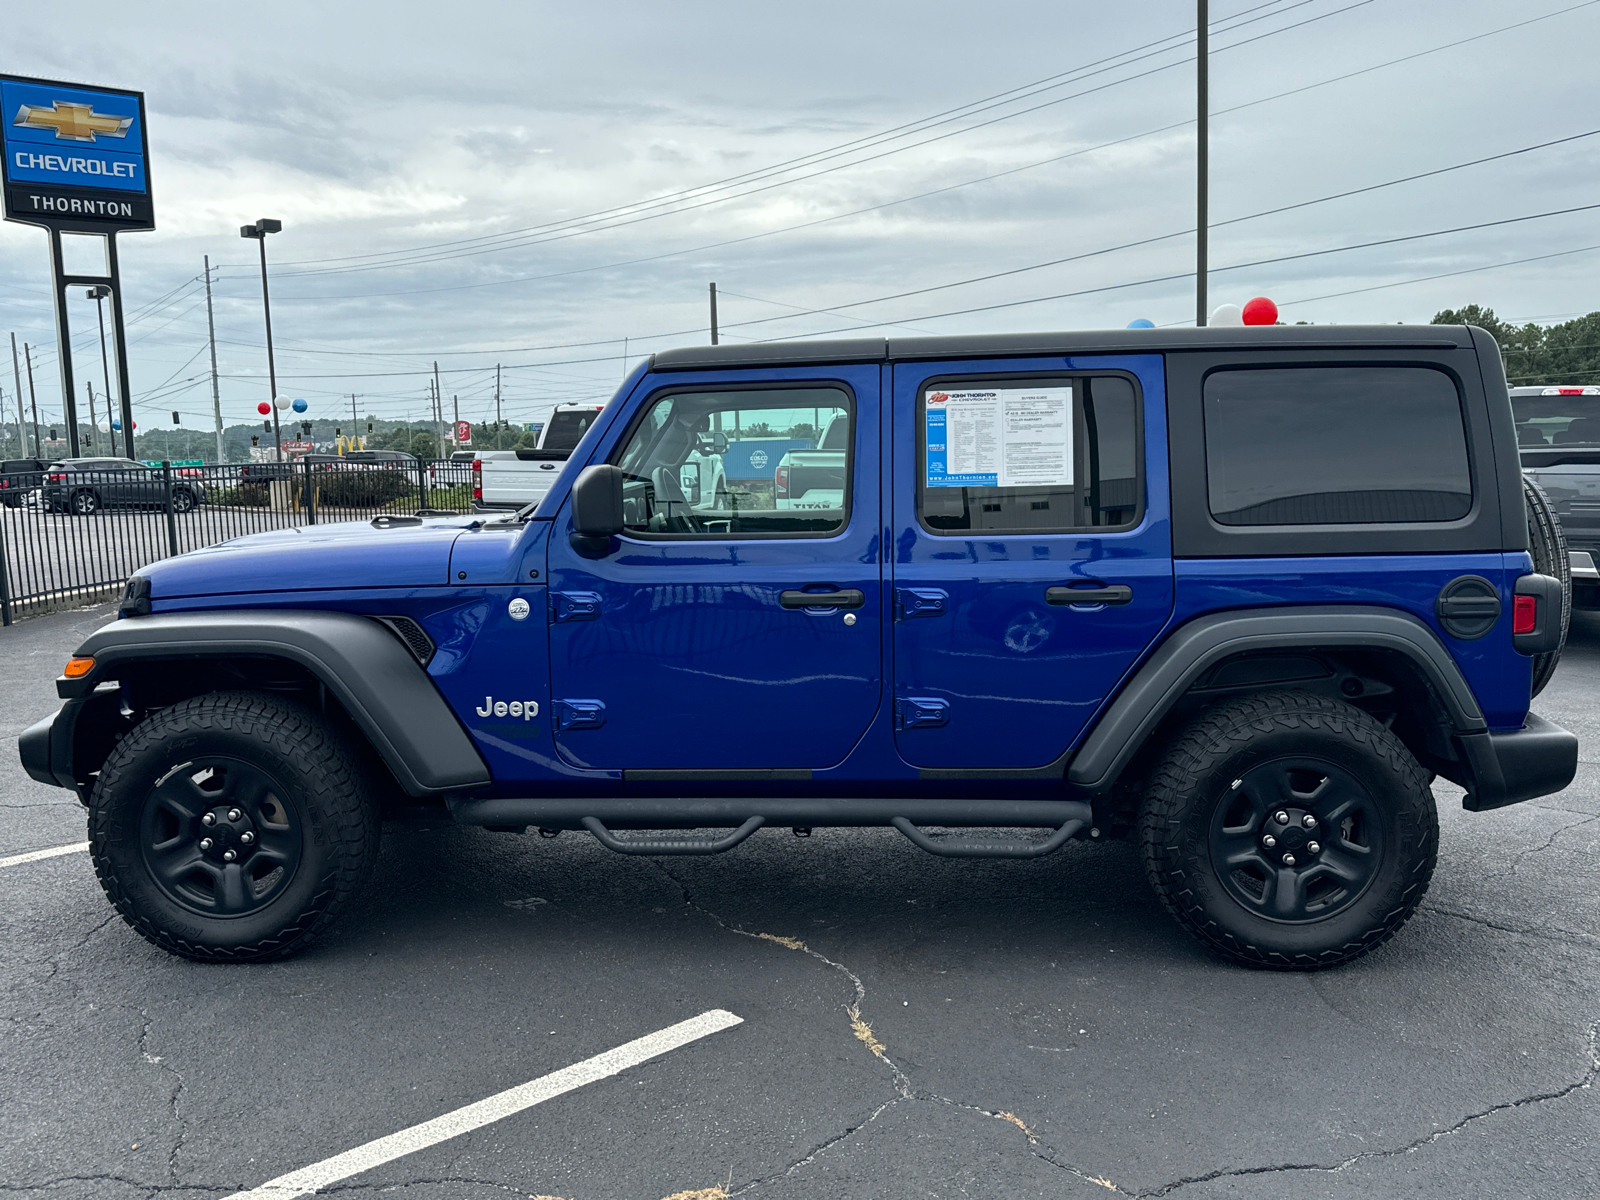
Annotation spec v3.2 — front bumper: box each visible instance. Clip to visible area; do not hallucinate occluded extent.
[1458,713,1579,812]
[19,708,73,792]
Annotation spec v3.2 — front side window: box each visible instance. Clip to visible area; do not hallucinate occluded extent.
[1204,366,1472,526]
[613,386,852,537]
[918,375,1140,533]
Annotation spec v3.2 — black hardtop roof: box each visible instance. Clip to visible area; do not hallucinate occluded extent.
[650,324,1477,371]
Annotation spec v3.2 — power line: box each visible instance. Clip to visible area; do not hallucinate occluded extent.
[276,0,1373,281]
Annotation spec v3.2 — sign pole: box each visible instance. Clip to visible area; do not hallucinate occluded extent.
[45,229,81,455]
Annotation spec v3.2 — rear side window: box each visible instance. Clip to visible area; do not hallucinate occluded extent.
[1204,366,1472,526]
[917,374,1140,533]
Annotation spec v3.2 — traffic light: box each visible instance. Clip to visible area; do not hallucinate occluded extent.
[172,411,180,424]
[263,421,271,432]
[366,422,373,433]
[250,435,259,447]
[300,421,311,435]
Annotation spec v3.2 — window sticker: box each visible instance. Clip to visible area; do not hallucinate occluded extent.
[925,387,1074,488]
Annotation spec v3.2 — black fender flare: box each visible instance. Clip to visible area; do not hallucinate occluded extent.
[1067,605,1487,792]
[50,610,491,795]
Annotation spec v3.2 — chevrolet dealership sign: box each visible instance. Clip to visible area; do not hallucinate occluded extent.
[1,74,152,229]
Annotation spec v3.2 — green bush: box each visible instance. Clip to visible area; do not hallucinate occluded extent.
[314,467,415,509]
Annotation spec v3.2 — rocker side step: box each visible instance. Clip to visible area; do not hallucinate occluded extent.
[446,797,1095,859]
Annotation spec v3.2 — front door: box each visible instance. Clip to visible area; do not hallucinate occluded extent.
[890,355,1174,769]
[546,367,882,771]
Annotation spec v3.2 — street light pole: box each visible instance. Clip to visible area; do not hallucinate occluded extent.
[240,219,284,460]
[86,286,115,436]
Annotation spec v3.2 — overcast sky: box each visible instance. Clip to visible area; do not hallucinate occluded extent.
[2,0,1598,438]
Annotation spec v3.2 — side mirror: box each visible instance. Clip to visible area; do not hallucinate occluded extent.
[570,464,624,551]
[697,432,729,455]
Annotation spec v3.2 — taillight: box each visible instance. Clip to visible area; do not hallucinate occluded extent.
[774,464,789,498]
[472,458,482,501]
[1513,594,1537,635]
[49,473,65,482]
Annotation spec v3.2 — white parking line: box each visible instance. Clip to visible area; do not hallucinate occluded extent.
[0,842,89,869]
[222,1008,744,1200]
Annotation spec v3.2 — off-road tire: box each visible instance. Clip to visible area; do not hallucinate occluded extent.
[1523,475,1569,697]
[1139,690,1437,970]
[88,690,379,962]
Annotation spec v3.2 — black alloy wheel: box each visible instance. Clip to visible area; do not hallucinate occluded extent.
[1207,758,1383,923]
[89,690,379,961]
[71,489,99,515]
[1140,690,1437,970]
[138,757,304,917]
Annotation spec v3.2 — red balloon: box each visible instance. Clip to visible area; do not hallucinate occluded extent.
[1242,296,1278,326]
[257,402,271,415]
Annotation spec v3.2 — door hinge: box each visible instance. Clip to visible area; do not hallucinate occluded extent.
[551,590,602,623]
[896,587,948,620]
[553,699,607,731]
[897,696,950,729]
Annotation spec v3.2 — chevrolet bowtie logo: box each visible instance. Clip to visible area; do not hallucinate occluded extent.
[13,101,132,143]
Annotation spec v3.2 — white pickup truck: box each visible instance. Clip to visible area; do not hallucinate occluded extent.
[474,402,730,516]
[774,414,849,509]
[472,403,606,513]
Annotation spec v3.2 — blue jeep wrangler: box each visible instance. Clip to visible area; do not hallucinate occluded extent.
[20,325,1579,969]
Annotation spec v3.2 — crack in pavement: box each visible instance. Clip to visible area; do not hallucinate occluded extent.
[650,862,1131,1197]
[138,1008,189,1187]
[1140,1018,1600,1197]
[1420,901,1600,953]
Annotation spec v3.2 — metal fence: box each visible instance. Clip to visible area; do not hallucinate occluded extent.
[0,457,474,624]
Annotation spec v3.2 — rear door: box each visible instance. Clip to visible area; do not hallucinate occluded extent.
[545,367,882,770]
[890,354,1174,769]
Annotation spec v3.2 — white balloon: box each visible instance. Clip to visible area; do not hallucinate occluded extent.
[1210,303,1244,327]
[273,394,291,410]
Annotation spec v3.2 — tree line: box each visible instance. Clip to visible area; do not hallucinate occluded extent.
[1432,305,1600,388]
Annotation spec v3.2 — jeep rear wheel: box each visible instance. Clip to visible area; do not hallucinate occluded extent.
[88,691,379,962]
[1139,690,1437,970]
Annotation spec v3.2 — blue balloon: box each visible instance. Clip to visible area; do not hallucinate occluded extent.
[292,398,308,413]
[1126,318,1155,329]
[111,419,121,431]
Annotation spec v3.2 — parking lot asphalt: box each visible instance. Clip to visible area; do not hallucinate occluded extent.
[2,603,1597,1199]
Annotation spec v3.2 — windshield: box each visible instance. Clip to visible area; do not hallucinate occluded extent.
[1512,394,1600,447]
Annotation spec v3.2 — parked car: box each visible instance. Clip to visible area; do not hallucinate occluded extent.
[21,324,1577,970]
[1512,385,1600,607]
[1,457,47,508]
[42,458,205,515]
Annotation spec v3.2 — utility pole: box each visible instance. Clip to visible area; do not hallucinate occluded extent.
[350,393,358,429]
[495,363,502,449]
[709,282,719,345]
[10,335,26,459]
[621,336,628,381]
[86,382,97,453]
[452,393,460,453]
[432,362,444,461]
[1196,0,1209,327]
[203,256,225,464]
[24,343,41,457]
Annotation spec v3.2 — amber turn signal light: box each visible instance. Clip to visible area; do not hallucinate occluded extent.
[62,656,95,678]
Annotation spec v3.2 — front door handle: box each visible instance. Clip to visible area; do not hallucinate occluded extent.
[779,588,865,610]
[1046,584,1133,607]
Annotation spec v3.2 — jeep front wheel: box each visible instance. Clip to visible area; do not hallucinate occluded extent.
[1139,690,1437,970]
[88,691,379,962]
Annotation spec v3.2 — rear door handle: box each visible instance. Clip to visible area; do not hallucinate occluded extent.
[1046,584,1133,607]
[780,588,865,610]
